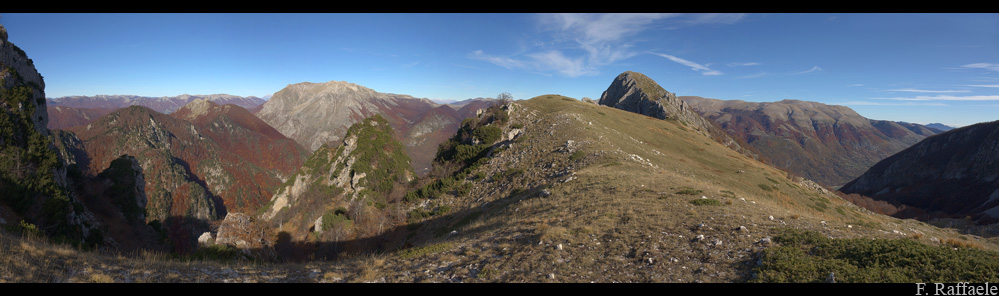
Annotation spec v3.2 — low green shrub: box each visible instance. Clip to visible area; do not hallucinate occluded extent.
[753,229,999,283]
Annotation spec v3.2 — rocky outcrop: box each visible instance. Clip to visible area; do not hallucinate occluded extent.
[598,71,758,161]
[840,120,999,222]
[683,96,940,187]
[263,115,414,242]
[96,155,148,223]
[214,212,276,260]
[599,71,714,134]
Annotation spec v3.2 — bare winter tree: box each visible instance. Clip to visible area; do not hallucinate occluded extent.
[497,92,513,103]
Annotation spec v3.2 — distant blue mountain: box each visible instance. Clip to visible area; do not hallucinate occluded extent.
[926,123,956,132]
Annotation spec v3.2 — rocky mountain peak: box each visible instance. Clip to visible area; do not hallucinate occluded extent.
[598,71,712,135]
[172,98,218,122]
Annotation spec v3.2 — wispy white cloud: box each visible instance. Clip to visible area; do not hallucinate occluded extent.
[470,13,747,78]
[791,66,822,75]
[469,49,595,77]
[843,101,947,106]
[873,95,999,101]
[886,89,970,93]
[651,52,722,76]
[527,50,593,77]
[469,50,526,70]
[678,13,748,26]
[728,62,761,67]
[961,63,999,72]
[967,84,999,88]
[737,72,770,79]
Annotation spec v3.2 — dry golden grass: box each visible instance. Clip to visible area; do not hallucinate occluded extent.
[944,237,984,249]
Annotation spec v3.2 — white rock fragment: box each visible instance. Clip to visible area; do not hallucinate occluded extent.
[198,232,214,245]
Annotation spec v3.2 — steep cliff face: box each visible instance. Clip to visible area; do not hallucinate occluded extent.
[0,24,107,246]
[0,25,47,136]
[840,121,999,222]
[683,96,940,187]
[256,80,492,175]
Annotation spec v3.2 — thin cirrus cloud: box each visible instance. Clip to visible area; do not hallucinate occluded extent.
[468,13,746,78]
[650,52,722,76]
[873,95,999,101]
[961,63,999,72]
[886,89,970,93]
[791,66,822,75]
[844,101,948,106]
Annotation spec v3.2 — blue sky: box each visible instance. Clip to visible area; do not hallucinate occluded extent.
[2,13,997,127]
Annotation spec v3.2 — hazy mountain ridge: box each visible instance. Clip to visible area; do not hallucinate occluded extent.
[48,94,266,114]
[682,96,940,187]
[926,123,956,132]
[45,94,266,130]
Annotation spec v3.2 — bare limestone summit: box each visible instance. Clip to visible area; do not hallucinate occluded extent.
[598,71,757,160]
[598,71,715,135]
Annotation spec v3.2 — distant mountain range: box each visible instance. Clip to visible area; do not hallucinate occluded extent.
[926,123,956,131]
[45,94,266,129]
[682,96,941,187]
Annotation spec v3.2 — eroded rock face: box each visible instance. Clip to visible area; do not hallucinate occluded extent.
[840,121,999,222]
